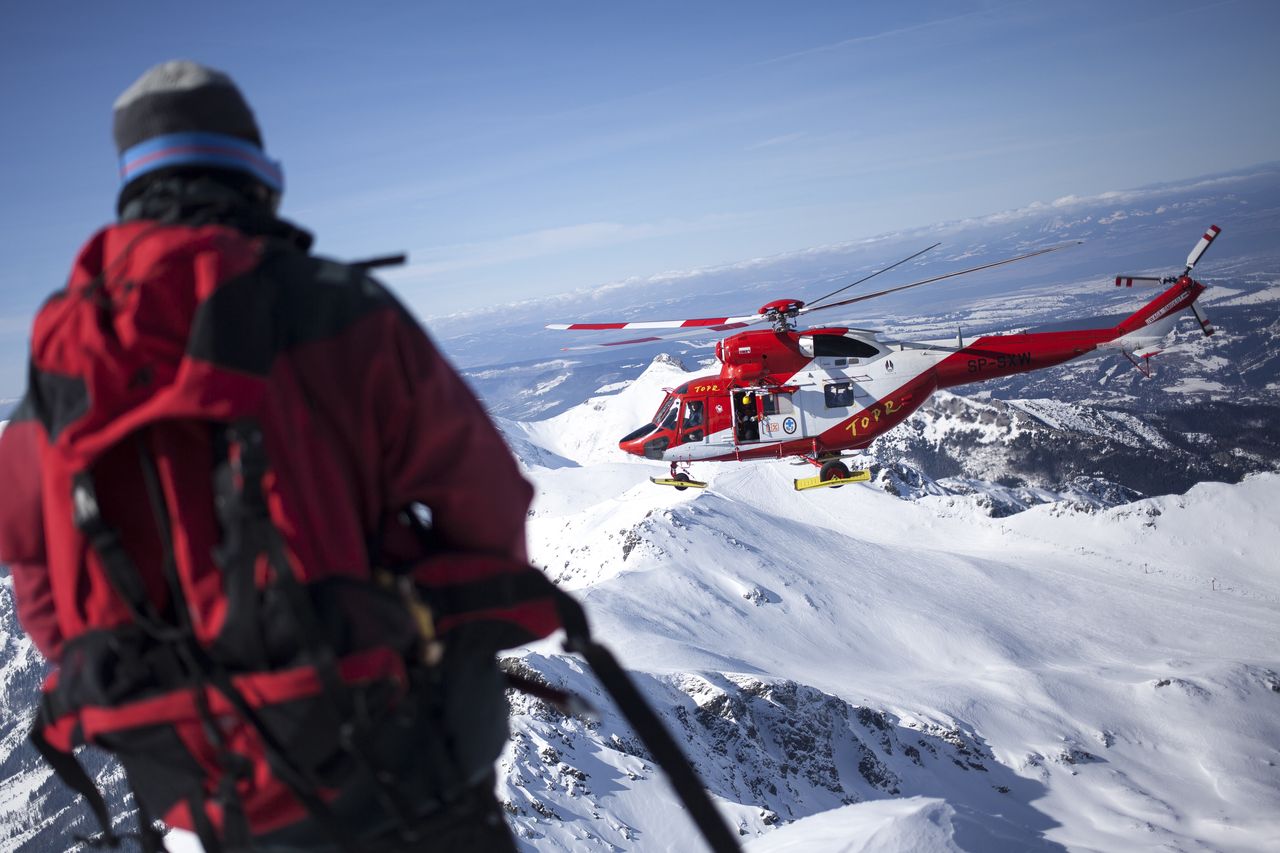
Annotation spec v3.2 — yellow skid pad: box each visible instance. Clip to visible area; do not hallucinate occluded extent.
[794,469,872,491]
[650,476,708,489]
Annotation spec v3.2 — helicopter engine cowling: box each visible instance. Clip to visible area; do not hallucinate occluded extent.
[723,360,767,382]
[716,330,809,382]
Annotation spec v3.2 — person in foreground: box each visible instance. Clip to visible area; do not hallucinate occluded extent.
[0,61,555,852]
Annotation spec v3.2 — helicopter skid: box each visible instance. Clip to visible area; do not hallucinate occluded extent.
[794,469,871,491]
[650,476,708,491]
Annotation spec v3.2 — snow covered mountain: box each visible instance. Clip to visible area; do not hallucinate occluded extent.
[1,165,1278,851]
[494,359,1280,852]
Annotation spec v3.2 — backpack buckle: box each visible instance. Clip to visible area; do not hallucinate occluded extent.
[71,474,107,536]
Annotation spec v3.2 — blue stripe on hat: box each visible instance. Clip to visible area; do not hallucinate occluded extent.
[119,131,284,193]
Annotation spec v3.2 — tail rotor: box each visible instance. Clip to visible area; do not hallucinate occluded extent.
[1114,224,1219,337]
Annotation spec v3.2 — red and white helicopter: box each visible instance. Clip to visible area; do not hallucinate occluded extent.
[548,226,1220,490]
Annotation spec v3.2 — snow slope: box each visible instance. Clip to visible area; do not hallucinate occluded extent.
[5,165,1280,852]
[746,799,962,853]
[3,356,1277,853]
[496,359,1280,852]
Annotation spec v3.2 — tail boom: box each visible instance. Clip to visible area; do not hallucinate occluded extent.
[1114,276,1205,337]
[935,329,1111,388]
[935,276,1207,389]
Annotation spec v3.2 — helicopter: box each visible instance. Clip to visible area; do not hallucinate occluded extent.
[548,226,1221,491]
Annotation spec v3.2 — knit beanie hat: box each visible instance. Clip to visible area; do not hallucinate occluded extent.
[113,61,283,199]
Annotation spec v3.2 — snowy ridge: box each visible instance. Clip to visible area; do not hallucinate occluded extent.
[2,351,1278,852]
[1213,282,1280,308]
[745,798,961,853]
[1003,398,1171,449]
[3,165,1280,851]
[499,363,1280,851]
[499,657,1045,850]
[500,355,690,470]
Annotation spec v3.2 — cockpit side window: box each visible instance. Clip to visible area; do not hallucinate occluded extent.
[653,395,676,428]
[660,400,679,430]
[679,399,705,443]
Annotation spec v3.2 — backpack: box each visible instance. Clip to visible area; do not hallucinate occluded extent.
[10,221,740,852]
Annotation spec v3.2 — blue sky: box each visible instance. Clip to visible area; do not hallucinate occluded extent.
[1,0,1277,397]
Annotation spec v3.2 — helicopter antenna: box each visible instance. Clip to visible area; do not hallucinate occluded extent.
[806,242,940,309]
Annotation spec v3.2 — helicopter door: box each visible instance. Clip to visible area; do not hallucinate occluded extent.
[679,398,707,444]
[758,391,800,441]
[733,391,762,443]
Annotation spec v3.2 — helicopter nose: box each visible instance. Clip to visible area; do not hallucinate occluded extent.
[618,435,644,457]
[618,423,668,459]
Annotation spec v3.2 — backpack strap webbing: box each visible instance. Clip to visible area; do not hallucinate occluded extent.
[28,724,125,849]
[71,471,184,644]
[218,420,428,839]
[59,441,361,853]
[129,776,171,853]
[30,722,170,852]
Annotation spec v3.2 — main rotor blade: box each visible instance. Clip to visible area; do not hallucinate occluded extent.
[546,242,937,332]
[806,242,941,308]
[798,242,1081,316]
[547,313,762,331]
[555,321,754,351]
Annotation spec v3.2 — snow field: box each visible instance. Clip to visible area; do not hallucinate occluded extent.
[500,358,1280,851]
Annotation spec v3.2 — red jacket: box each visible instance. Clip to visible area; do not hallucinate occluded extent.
[0,215,533,662]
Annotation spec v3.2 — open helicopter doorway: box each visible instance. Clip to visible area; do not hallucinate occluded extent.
[732,391,759,442]
[733,389,801,444]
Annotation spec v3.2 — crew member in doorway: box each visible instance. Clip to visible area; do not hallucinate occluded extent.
[734,392,759,442]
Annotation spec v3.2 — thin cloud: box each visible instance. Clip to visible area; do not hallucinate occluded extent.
[385,213,750,286]
[745,132,807,151]
[915,167,1275,233]
[396,222,660,279]
[420,162,1278,326]
[749,6,1006,69]
[525,5,1015,126]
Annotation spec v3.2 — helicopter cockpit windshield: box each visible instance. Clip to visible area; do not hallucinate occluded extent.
[657,396,679,430]
[618,392,678,455]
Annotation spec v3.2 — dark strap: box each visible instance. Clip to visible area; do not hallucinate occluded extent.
[35,717,174,850]
[189,787,225,853]
[128,777,170,853]
[71,472,181,642]
[552,591,740,853]
[209,424,267,670]
[29,723,122,849]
